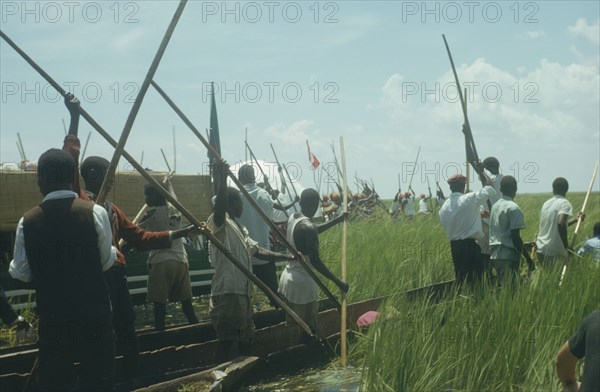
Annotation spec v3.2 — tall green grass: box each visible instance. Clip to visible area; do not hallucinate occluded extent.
[317,192,599,391]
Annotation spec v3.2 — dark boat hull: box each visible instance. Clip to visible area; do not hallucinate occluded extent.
[0,280,454,391]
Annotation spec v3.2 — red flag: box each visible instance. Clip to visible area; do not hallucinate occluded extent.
[306,140,320,169]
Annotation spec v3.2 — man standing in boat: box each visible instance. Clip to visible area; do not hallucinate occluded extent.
[138,180,199,331]
[536,177,582,267]
[208,159,292,363]
[488,176,534,287]
[9,149,116,391]
[279,188,349,342]
[64,94,198,380]
[237,164,298,308]
[439,173,496,286]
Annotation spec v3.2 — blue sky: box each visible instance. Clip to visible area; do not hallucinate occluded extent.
[1,1,599,199]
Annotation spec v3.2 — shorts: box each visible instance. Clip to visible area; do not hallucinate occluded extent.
[147,260,193,304]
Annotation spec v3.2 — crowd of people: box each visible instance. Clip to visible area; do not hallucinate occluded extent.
[0,95,597,391]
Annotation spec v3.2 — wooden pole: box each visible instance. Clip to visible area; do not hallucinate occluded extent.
[16,132,27,161]
[270,143,300,212]
[245,140,289,218]
[151,80,342,311]
[80,131,91,162]
[407,145,421,190]
[560,161,599,285]
[0,30,314,337]
[173,126,177,173]
[464,87,470,192]
[160,148,172,172]
[95,0,187,205]
[61,118,67,136]
[339,136,348,367]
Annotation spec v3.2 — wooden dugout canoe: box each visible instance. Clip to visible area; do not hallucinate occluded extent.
[0,280,453,391]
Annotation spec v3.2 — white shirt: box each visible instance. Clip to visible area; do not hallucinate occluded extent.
[536,195,573,257]
[138,204,187,265]
[439,186,497,241]
[279,212,318,305]
[404,196,416,217]
[238,183,273,266]
[489,196,526,262]
[418,198,429,213]
[9,190,116,282]
[481,173,503,224]
[207,212,258,297]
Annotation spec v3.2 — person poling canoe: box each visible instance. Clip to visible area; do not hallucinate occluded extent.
[208,159,294,363]
[279,188,349,344]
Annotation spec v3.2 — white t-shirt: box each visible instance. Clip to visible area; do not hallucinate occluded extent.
[418,198,429,213]
[278,212,318,304]
[207,213,258,297]
[536,195,573,257]
[404,197,416,217]
[238,183,273,265]
[439,186,497,241]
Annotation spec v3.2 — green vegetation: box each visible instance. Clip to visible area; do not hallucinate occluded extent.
[315,191,599,391]
[2,192,598,391]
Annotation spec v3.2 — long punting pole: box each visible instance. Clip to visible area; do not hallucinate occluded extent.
[80,131,91,163]
[270,143,300,213]
[0,30,314,337]
[245,140,289,218]
[151,81,342,311]
[95,0,188,205]
[16,132,27,161]
[61,118,67,136]
[160,148,173,172]
[464,87,470,192]
[407,145,421,190]
[339,136,348,367]
[559,161,599,285]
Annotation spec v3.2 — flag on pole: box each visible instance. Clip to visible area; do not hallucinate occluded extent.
[207,82,221,165]
[306,140,320,169]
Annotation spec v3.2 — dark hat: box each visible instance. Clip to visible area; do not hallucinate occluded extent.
[447,174,467,184]
[483,157,499,168]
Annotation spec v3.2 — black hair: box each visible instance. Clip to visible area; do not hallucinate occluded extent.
[594,222,600,237]
[81,156,109,183]
[500,175,517,195]
[37,149,75,185]
[552,177,569,195]
[238,165,256,184]
[227,187,242,205]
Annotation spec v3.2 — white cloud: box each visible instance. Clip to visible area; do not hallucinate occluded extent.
[526,30,545,39]
[371,57,599,193]
[568,18,600,45]
[113,28,146,51]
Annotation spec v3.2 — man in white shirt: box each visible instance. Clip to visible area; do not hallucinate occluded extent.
[439,173,496,286]
[237,165,297,307]
[9,149,116,391]
[403,190,417,220]
[477,157,503,277]
[138,181,199,331]
[489,176,534,287]
[418,193,430,214]
[208,160,291,363]
[536,177,582,266]
[279,188,349,343]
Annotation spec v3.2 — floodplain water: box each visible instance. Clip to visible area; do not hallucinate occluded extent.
[241,364,362,392]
